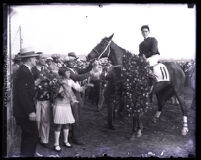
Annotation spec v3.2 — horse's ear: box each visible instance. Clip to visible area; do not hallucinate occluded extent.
[108,33,114,40]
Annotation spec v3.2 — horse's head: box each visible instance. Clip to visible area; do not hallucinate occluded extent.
[86,33,114,61]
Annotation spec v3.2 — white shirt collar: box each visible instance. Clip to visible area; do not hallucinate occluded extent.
[24,64,32,71]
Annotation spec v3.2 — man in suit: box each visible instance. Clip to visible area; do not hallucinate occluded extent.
[13,49,40,157]
[65,52,93,145]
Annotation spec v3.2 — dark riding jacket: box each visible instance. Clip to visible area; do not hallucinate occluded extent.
[139,37,160,58]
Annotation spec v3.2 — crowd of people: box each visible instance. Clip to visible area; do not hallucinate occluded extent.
[12,49,110,156]
[11,25,195,157]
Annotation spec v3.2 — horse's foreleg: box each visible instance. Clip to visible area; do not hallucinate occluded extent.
[132,116,137,133]
[131,113,143,140]
[149,89,154,103]
[136,113,143,138]
[113,106,116,120]
[174,91,188,136]
[130,116,137,141]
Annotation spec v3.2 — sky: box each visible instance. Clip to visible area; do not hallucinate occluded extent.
[9,3,196,60]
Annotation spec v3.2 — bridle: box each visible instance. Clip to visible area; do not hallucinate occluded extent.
[92,39,112,60]
[91,39,122,68]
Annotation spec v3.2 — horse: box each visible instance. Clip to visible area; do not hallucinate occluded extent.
[189,63,196,110]
[86,34,189,138]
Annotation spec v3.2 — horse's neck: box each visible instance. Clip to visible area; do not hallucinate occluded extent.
[109,42,123,66]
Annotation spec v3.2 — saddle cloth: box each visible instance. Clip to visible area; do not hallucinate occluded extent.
[153,63,170,82]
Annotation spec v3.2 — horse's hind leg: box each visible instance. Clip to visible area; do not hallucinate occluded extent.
[152,82,173,123]
[173,89,188,136]
[153,93,163,123]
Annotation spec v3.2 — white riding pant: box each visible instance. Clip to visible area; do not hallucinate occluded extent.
[147,54,160,67]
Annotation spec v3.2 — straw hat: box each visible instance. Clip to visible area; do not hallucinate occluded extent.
[13,54,21,61]
[46,57,53,61]
[18,48,40,58]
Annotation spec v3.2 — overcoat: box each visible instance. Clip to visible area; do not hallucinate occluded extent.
[13,65,36,122]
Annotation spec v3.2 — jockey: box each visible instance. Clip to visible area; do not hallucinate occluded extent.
[139,25,160,67]
[139,25,173,122]
[139,25,170,83]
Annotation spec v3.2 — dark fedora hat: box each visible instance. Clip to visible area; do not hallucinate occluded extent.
[68,52,78,58]
[36,52,43,55]
[18,48,40,59]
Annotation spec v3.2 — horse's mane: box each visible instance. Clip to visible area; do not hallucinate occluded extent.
[112,41,135,57]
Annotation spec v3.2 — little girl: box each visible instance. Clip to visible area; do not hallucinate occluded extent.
[53,67,86,152]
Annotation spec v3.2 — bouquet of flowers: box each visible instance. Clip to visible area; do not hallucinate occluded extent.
[48,74,65,103]
[34,66,64,103]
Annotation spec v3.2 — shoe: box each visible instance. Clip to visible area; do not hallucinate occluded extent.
[63,142,72,148]
[40,142,49,148]
[71,139,85,145]
[54,145,62,152]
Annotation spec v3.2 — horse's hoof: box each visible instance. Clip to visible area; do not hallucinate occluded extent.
[108,125,115,130]
[130,134,135,141]
[135,130,142,138]
[152,117,158,123]
[181,127,189,136]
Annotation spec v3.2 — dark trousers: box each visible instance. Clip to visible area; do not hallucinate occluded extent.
[89,80,100,105]
[191,94,195,110]
[71,92,83,141]
[18,118,39,157]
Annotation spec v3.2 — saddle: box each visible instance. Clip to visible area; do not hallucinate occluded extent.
[152,63,170,82]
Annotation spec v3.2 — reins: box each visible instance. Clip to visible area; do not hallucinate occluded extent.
[97,39,112,60]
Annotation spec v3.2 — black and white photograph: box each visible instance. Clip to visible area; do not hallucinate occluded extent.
[3,3,196,158]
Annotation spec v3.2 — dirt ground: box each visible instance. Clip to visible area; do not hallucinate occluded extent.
[11,87,195,158]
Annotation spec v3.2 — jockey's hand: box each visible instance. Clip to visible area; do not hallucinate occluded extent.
[143,54,146,59]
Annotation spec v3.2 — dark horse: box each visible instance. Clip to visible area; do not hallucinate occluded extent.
[86,34,188,139]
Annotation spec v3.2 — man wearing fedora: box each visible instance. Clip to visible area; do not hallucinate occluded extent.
[12,54,22,82]
[51,54,63,68]
[66,52,94,145]
[13,49,40,157]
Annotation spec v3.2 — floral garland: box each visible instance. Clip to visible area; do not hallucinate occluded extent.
[112,51,153,117]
